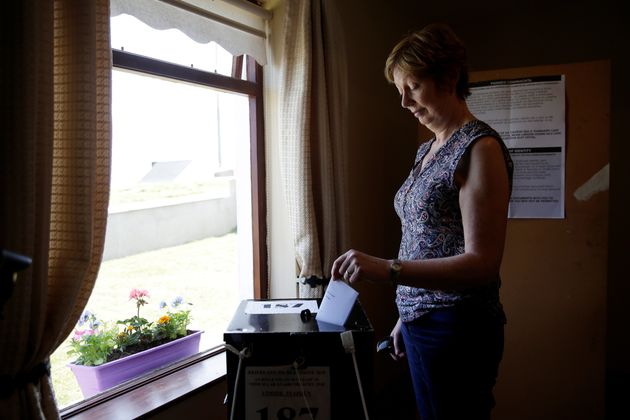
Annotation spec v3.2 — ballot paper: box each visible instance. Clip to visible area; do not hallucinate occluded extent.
[244,299,319,315]
[315,279,358,326]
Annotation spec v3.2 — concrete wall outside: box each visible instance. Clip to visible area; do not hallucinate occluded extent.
[103,179,237,261]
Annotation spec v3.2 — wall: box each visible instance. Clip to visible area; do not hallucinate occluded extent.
[328,1,628,419]
[473,61,609,419]
[103,185,236,260]
[164,1,628,419]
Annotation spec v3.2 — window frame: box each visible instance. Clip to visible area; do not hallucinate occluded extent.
[111,48,268,298]
[59,48,267,418]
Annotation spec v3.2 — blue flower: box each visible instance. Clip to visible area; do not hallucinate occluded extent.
[159,300,167,309]
[170,296,184,308]
[79,310,92,326]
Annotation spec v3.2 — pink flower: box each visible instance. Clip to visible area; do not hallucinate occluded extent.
[129,288,149,300]
[73,329,95,340]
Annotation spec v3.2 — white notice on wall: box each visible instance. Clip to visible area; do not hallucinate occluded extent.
[467,75,566,218]
[245,366,331,419]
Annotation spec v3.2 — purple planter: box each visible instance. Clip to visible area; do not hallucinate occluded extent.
[69,330,203,398]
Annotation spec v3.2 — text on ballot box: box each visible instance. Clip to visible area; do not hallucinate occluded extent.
[224,298,374,419]
[245,366,330,419]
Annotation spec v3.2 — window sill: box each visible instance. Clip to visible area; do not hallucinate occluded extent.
[60,347,227,419]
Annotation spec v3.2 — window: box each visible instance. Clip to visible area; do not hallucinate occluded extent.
[51,12,267,408]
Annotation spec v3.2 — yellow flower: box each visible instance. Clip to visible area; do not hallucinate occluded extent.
[126,325,134,332]
[158,315,171,324]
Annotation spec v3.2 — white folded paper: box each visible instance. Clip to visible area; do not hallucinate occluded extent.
[244,299,319,315]
[315,279,358,326]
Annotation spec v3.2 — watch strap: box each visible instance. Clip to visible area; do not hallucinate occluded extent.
[389,259,402,286]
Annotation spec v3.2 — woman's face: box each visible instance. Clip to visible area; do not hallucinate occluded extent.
[392,67,449,128]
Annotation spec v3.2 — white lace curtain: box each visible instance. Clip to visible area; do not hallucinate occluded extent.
[278,0,349,298]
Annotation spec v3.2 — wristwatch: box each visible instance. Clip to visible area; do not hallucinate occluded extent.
[389,259,402,286]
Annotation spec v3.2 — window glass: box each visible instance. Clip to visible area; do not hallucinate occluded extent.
[105,67,249,348]
[50,14,256,408]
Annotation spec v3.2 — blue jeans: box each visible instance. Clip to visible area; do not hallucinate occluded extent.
[401,305,504,420]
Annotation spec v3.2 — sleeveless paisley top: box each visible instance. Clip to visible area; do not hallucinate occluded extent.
[394,120,513,323]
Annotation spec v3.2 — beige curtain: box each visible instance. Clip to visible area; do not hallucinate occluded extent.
[0,0,111,418]
[278,0,348,298]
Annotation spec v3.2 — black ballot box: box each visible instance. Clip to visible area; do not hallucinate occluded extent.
[224,298,374,420]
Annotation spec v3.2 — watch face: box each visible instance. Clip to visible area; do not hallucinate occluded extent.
[390,260,401,286]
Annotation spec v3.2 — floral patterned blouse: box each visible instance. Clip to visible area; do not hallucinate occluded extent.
[394,119,513,323]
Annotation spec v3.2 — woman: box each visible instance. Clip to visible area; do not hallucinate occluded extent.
[331,23,513,420]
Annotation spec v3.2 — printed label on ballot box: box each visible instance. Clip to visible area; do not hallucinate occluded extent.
[245,366,330,419]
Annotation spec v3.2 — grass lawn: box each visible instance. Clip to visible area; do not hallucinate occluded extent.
[109,180,232,205]
[50,232,240,408]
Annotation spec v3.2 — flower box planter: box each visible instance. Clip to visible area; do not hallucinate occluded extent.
[69,330,203,398]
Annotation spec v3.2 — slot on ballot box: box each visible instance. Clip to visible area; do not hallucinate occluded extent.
[224,298,374,420]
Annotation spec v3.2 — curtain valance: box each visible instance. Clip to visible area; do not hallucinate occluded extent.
[111,0,270,65]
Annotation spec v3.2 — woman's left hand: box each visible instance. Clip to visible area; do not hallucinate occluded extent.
[331,249,390,285]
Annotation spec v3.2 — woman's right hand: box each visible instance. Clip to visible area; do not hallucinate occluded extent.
[390,318,406,361]
[331,249,390,285]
